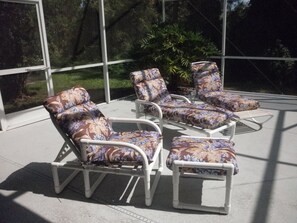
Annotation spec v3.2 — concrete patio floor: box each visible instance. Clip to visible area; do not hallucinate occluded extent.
[0,91,297,223]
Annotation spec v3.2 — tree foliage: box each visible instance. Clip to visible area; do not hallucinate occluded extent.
[226,0,297,93]
[0,2,41,102]
[132,23,219,89]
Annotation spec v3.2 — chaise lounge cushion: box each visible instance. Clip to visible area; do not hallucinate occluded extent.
[43,86,161,166]
[191,61,260,112]
[166,136,239,175]
[146,100,234,130]
[199,91,260,112]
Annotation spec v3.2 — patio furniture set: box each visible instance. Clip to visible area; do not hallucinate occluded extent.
[43,61,272,215]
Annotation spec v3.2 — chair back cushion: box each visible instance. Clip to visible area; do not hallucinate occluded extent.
[43,86,90,114]
[130,68,172,104]
[191,61,222,94]
[43,86,113,146]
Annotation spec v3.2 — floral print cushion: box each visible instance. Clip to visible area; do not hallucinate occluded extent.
[145,100,234,129]
[56,101,113,145]
[191,61,222,94]
[130,68,163,84]
[88,131,162,165]
[130,68,172,103]
[43,86,90,114]
[199,91,260,112]
[166,136,239,175]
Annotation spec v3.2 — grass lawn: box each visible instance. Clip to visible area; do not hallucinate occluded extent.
[3,66,133,114]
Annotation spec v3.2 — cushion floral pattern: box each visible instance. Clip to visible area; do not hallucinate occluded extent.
[130,68,234,130]
[199,91,260,112]
[191,61,260,112]
[166,136,239,175]
[191,61,222,94]
[89,131,161,165]
[43,86,90,114]
[43,86,161,166]
[146,100,234,130]
[130,68,172,104]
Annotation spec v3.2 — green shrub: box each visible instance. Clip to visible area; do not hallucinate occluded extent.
[132,23,219,89]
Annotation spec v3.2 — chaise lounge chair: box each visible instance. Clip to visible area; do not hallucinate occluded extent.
[43,86,163,206]
[191,61,273,130]
[130,68,236,140]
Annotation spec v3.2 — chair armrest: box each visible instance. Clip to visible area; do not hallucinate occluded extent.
[170,94,191,103]
[80,138,150,167]
[135,99,163,119]
[108,117,162,134]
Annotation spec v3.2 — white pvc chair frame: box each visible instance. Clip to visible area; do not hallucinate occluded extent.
[135,94,236,140]
[51,116,163,206]
[170,136,235,215]
[234,109,273,131]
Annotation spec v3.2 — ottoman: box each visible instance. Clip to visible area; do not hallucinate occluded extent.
[166,136,239,214]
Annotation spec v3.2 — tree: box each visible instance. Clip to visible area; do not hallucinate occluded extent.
[132,23,219,90]
[0,2,41,103]
[226,0,297,93]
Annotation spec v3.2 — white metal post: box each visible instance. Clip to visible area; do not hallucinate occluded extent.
[36,0,54,96]
[162,0,165,22]
[0,90,7,131]
[99,0,110,103]
[221,0,227,89]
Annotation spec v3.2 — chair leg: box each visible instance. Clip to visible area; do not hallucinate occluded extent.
[172,164,180,208]
[83,170,107,198]
[229,121,236,140]
[143,168,162,206]
[224,167,234,214]
[51,164,80,194]
[143,168,152,206]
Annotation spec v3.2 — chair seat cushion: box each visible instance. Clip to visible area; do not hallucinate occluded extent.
[146,100,234,129]
[199,91,260,112]
[166,136,239,175]
[87,131,162,166]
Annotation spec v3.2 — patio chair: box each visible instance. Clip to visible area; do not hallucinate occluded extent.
[166,136,239,214]
[43,86,163,206]
[130,68,236,140]
[191,61,273,130]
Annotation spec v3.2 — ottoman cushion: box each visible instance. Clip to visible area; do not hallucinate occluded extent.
[166,136,239,175]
